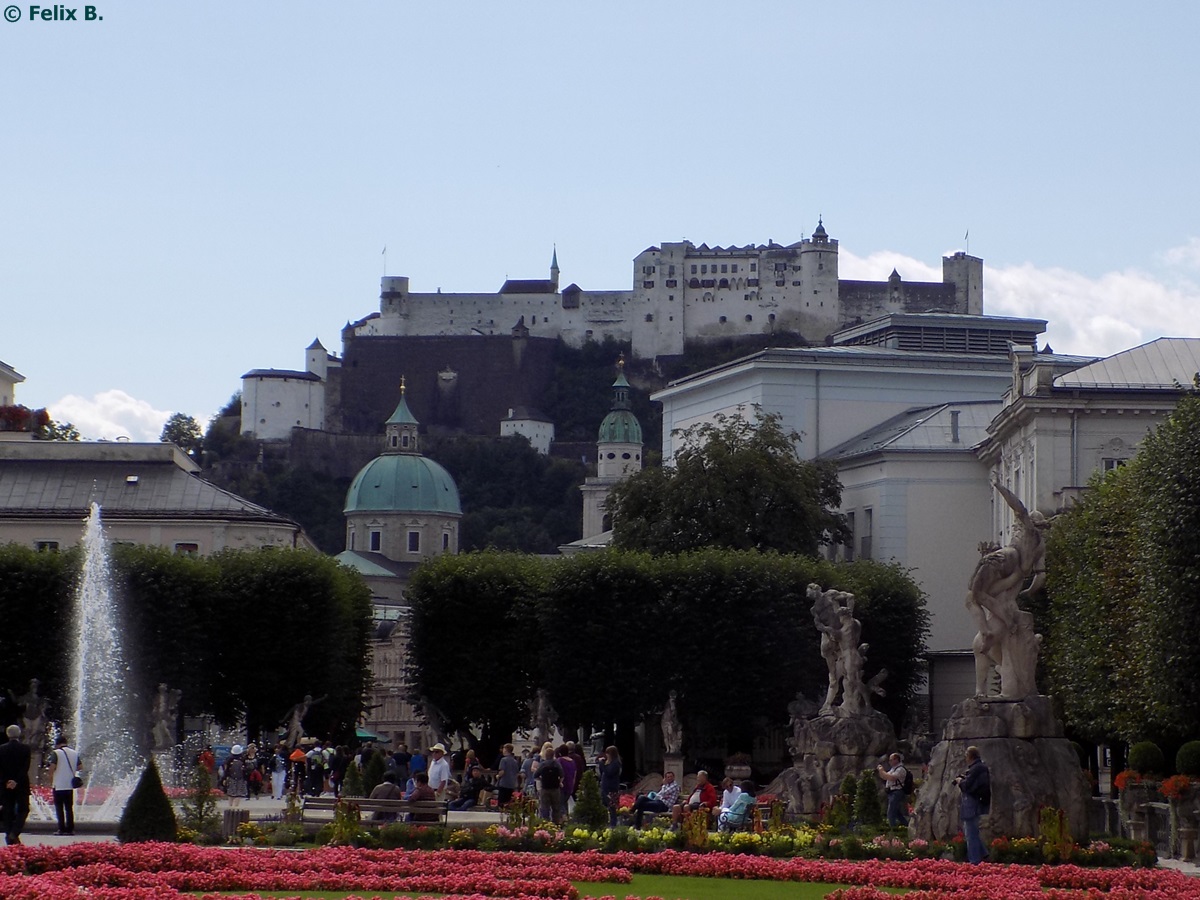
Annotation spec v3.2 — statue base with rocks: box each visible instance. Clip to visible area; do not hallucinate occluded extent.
[909,694,1090,844]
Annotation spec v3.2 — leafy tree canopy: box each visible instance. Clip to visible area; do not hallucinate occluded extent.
[160,412,203,457]
[406,548,928,763]
[609,408,848,555]
[1044,387,1200,745]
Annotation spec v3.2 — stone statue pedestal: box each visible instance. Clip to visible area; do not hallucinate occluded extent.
[764,710,896,816]
[910,694,1090,843]
[663,752,684,785]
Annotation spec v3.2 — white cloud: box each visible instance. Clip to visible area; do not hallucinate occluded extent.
[842,248,1200,359]
[49,390,175,442]
[1160,237,1200,271]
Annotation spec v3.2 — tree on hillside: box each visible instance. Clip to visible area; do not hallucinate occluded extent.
[608,408,848,555]
[161,413,203,458]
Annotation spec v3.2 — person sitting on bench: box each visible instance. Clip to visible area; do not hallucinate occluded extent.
[632,770,680,828]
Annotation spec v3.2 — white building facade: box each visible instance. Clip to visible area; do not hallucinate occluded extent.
[241,338,340,440]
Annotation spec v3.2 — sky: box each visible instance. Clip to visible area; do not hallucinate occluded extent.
[2,2,1199,440]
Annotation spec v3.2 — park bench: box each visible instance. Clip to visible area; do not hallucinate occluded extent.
[300,796,449,828]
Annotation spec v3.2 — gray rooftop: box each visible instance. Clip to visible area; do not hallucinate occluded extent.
[822,400,1003,460]
[1055,337,1200,391]
[0,441,299,524]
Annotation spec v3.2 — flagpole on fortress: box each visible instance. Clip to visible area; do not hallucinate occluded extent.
[382,245,387,276]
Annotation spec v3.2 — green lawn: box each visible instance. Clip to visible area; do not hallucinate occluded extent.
[212,875,906,899]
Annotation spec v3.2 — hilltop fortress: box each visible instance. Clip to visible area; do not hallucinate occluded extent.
[350,221,983,358]
[243,223,985,440]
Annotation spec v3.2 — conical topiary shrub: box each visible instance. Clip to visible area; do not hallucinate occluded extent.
[117,758,178,843]
[572,770,608,830]
[341,760,365,797]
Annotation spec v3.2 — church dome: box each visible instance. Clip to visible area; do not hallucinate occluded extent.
[598,408,643,445]
[344,454,462,515]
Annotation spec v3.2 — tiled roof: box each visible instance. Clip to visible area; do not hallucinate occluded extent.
[0,444,299,524]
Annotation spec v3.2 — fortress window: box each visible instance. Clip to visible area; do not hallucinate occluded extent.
[644,281,654,288]
[370,530,382,552]
[668,295,674,301]
[745,314,753,322]
[606,452,616,459]
[35,541,59,552]
[719,316,727,323]
[731,263,738,273]
[645,314,654,322]
[792,281,802,286]
[769,313,776,322]
[666,279,677,287]
[775,262,786,271]
[408,531,421,553]
[744,294,750,301]
[691,264,697,274]
[174,543,199,556]
[622,452,631,460]
[442,532,451,551]
[390,435,399,448]
[750,262,757,271]
[776,280,785,287]
[668,265,676,276]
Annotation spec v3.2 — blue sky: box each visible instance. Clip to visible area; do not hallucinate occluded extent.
[3,2,1198,440]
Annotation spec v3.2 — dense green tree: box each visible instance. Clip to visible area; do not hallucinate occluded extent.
[1044,389,1200,745]
[608,408,848,555]
[406,548,928,767]
[424,434,586,552]
[1044,467,1141,742]
[210,549,372,742]
[41,418,82,441]
[0,544,373,747]
[110,545,218,719]
[406,552,546,763]
[160,412,203,457]
[0,544,78,721]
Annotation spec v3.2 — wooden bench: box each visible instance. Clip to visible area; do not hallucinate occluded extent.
[300,796,449,828]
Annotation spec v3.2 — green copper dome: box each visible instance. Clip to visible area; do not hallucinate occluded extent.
[344,454,462,515]
[598,409,643,444]
[597,366,643,444]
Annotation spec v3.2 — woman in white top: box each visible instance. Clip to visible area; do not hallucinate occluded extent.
[718,776,742,814]
[48,735,82,836]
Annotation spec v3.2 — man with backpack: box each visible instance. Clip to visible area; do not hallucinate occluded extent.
[876,752,912,827]
[535,745,564,823]
[955,746,992,864]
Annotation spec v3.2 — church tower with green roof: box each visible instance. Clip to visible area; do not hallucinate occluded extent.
[580,356,644,541]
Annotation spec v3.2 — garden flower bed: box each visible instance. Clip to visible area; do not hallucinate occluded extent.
[0,845,1196,900]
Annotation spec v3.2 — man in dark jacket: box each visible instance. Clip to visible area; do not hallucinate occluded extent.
[955,745,991,864]
[0,725,32,845]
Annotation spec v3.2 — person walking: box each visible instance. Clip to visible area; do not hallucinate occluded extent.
[955,745,991,864]
[48,734,83,835]
[270,744,288,800]
[0,725,32,845]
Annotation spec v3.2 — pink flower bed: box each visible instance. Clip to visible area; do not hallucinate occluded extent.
[0,844,1195,899]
